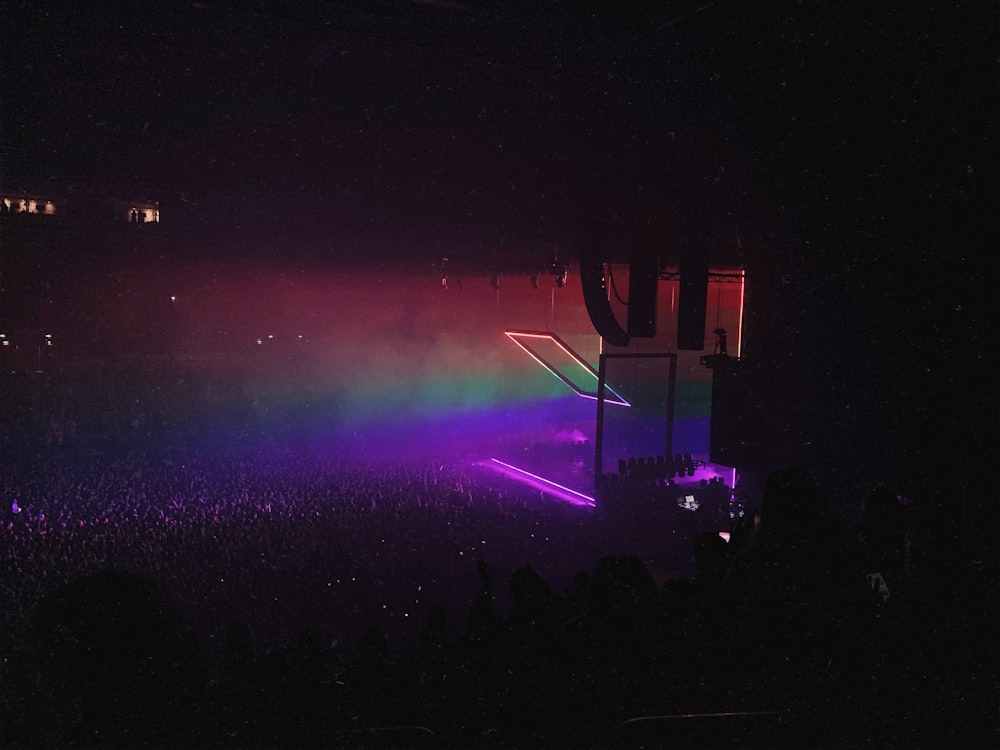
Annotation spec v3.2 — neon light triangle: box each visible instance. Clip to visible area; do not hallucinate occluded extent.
[504,329,630,407]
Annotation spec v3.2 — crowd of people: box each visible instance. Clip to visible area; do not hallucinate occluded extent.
[0,414,995,748]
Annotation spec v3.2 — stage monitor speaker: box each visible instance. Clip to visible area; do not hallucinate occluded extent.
[580,229,629,347]
[677,228,708,350]
[708,365,769,472]
[628,246,659,338]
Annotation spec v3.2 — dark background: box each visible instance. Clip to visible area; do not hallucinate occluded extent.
[1,4,997,747]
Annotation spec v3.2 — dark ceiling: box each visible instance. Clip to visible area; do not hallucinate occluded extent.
[1,1,994,275]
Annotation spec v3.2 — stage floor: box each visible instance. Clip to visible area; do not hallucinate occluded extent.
[480,440,738,514]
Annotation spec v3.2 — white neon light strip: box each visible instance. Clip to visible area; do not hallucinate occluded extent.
[490,458,596,506]
[504,330,630,407]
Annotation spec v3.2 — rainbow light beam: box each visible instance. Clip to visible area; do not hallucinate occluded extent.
[489,458,596,507]
[504,330,630,407]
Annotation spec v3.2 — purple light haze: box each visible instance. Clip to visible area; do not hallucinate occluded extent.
[486,458,596,507]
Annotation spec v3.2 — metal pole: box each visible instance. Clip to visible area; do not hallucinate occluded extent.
[594,352,607,492]
[666,354,677,461]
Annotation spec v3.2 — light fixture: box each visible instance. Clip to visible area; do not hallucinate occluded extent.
[440,257,450,289]
[504,329,630,406]
[555,263,568,288]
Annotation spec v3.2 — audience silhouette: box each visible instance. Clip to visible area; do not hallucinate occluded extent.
[0,453,994,749]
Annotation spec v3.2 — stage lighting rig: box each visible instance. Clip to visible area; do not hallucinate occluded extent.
[554,263,568,288]
[439,257,450,290]
[700,328,740,372]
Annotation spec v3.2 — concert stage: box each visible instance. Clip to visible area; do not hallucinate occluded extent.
[479,436,738,522]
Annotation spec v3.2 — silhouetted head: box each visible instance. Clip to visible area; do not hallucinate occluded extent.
[426,605,447,635]
[760,467,826,534]
[18,569,200,744]
[509,563,553,602]
[359,627,390,664]
[858,485,903,534]
[694,531,731,578]
[590,555,658,619]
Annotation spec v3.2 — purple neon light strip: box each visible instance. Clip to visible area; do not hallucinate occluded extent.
[504,330,630,407]
[489,458,596,506]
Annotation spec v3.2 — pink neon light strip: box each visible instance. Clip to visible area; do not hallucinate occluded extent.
[489,458,596,506]
[736,269,745,359]
[504,330,630,407]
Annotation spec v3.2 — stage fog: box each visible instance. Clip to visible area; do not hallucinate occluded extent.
[17,249,743,477]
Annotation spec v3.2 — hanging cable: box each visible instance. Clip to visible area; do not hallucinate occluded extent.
[715,276,724,329]
[634,351,639,397]
[607,264,629,306]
